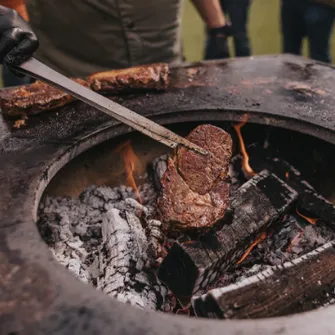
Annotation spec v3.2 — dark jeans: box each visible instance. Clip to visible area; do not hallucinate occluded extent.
[281,0,335,63]
[205,0,251,60]
[2,65,33,87]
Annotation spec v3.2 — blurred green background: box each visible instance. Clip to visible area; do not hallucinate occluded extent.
[1,0,335,87]
[182,0,335,62]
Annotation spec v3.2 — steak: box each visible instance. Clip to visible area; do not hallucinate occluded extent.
[157,124,233,232]
[87,63,169,93]
[0,79,89,117]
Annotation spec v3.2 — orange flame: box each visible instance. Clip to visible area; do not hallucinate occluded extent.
[296,208,318,225]
[237,231,267,264]
[285,171,289,180]
[286,230,304,253]
[233,114,256,178]
[115,140,142,204]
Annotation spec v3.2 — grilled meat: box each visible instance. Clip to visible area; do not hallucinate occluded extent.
[87,63,169,93]
[157,124,233,232]
[0,79,89,117]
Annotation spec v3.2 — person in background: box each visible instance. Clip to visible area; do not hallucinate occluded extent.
[0,0,229,86]
[0,0,33,86]
[205,0,252,60]
[281,0,335,63]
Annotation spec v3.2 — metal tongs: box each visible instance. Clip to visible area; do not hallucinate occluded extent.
[14,58,208,156]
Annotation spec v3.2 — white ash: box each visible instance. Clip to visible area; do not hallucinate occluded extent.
[38,182,167,310]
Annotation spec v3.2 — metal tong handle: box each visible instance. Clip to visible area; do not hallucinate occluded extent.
[14,58,208,156]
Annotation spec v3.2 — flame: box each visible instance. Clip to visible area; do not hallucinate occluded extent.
[285,171,289,180]
[286,230,304,253]
[233,114,256,177]
[237,231,267,264]
[115,140,142,204]
[296,208,318,225]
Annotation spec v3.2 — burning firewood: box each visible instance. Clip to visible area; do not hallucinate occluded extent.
[192,241,335,319]
[157,170,298,303]
[97,208,167,310]
[157,124,233,231]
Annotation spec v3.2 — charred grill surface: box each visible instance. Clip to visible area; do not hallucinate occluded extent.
[157,170,298,302]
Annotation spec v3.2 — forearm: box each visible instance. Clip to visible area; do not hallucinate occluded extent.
[190,0,226,28]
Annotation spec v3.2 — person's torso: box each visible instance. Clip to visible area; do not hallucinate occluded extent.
[25,0,183,77]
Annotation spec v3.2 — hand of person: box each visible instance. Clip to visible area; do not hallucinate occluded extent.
[204,24,231,60]
[0,5,39,67]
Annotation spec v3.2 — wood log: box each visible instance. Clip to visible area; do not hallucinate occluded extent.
[97,208,167,310]
[261,157,335,228]
[157,170,298,303]
[192,241,335,319]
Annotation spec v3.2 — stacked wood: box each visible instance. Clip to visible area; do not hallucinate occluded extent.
[157,170,298,303]
[192,241,335,319]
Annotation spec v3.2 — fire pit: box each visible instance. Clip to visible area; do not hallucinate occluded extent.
[1,55,335,335]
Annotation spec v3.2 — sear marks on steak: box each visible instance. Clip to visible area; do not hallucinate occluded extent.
[0,78,89,117]
[157,124,233,232]
[87,63,170,93]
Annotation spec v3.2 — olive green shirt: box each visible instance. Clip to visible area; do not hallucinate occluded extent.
[25,0,183,78]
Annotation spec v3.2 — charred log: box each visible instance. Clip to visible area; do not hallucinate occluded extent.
[157,170,298,303]
[192,241,335,319]
[261,157,335,227]
[97,208,167,310]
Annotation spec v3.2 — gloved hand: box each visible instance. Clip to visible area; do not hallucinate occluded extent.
[0,5,39,67]
[204,25,231,60]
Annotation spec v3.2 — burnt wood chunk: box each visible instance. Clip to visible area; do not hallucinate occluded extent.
[261,157,335,227]
[157,170,298,301]
[87,63,169,93]
[157,124,233,231]
[97,208,167,310]
[192,241,335,319]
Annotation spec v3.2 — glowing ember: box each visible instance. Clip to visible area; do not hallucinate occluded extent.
[237,231,267,264]
[233,114,256,178]
[286,230,304,253]
[296,208,318,225]
[115,140,142,204]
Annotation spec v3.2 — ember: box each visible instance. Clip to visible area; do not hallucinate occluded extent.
[38,122,335,320]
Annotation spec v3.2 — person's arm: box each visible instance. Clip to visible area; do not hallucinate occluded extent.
[0,5,38,66]
[190,0,227,28]
[191,0,231,60]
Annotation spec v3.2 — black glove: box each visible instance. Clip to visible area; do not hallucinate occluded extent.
[204,25,231,60]
[0,6,39,67]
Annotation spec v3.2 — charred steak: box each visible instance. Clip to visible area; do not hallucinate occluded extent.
[157,124,233,231]
[0,79,89,117]
[87,63,169,93]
